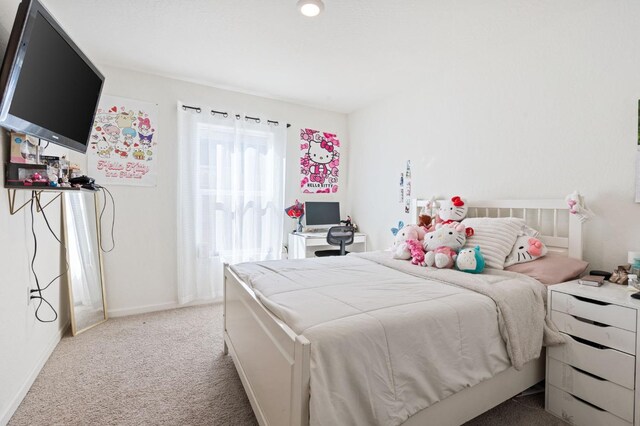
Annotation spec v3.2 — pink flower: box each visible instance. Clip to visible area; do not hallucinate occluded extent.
[300,143,309,150]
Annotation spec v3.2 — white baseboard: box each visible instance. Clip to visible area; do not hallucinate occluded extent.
[0,322,69,426]
[107,299,218,318]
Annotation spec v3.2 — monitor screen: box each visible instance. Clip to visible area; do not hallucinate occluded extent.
[305,202,340,226]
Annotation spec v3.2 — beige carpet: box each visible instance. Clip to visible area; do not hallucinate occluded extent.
[9,304,566,426]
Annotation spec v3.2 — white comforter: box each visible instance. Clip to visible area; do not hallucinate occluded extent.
[231,252,562,426]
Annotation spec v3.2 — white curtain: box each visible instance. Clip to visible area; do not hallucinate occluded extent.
[177,104,287,303]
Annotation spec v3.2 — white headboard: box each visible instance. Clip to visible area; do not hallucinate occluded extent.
[410,198,584,260]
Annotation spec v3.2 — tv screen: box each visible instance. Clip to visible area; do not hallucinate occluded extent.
[0,0,104,153]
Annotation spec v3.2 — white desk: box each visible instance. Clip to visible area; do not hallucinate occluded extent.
[287,231,367,259]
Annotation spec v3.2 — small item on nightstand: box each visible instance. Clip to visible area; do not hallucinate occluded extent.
[631,291,640,299]
[628,274,639,291]
[578,275,604,287]
[610,264,631,285]
[589,270,612,281]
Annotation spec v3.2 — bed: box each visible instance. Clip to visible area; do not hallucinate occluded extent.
[223,198,584,426]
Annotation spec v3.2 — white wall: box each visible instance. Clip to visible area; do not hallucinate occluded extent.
[0,2,72,423]
[96,65,348,316]
[0,136,71,424]
[347,1,640,271]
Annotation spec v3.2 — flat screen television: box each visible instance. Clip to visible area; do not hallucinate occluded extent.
[0,0,104,153]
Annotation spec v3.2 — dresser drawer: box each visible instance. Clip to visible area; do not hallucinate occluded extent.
[547,358,634,422]
[548,332,635,390]
[547,385,631,426]
[551,310,636,355]
[552,291,636,332]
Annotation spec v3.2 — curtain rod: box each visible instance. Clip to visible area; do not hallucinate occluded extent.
[181,104,291,128]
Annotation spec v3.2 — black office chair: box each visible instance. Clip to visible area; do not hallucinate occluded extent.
[314,226,355,257]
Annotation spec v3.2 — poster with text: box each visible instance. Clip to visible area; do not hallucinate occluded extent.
[300,128,340,193]
[87,95,159,186]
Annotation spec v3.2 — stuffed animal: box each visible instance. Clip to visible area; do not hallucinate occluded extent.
[391,222,427,260]
[418,213,433,232]
[406,239,426,266]
[425,246,458,269]
[504,236,548,267]
[423,222,474,268]
[456,246,485,274]
[438,196,468,224]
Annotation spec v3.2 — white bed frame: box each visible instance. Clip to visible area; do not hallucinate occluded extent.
[223,198,584,426]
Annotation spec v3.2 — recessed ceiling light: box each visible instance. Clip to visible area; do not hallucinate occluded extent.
[297,0,324,17]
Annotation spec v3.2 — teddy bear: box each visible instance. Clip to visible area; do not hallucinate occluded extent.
[423,222,474,268]
[437,196,468,224]
[391,223,427,260]
[456,246,485,274]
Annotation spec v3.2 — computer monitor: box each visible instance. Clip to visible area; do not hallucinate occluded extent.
[304,202,340,230]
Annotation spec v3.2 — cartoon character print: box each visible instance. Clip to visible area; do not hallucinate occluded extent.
[307,140,335,183]
[114,138,132,158]
[116,111,136,128]
[96,138,112,158]
[103,124,121,144]
[137,117,154,148]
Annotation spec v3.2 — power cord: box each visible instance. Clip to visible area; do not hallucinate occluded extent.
[29,195,59,323]
[95,185,116,252]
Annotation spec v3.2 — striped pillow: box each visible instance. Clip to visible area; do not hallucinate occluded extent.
[461,217,525,270]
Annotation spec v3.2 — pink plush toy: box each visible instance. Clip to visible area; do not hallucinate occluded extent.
[406,239,426,266]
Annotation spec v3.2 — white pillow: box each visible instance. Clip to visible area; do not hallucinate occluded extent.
[504,235,548,267]
[461,217,525,270]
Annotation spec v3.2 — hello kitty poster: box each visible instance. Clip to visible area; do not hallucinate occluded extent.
[300,128,340,193]
[87,95,159,186]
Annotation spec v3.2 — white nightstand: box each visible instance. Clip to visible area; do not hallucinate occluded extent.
[546,281,640,426]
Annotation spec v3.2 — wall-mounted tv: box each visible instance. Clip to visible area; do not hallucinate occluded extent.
[0,0,104,153]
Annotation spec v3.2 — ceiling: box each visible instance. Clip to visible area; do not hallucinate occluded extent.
[1,0,593,113]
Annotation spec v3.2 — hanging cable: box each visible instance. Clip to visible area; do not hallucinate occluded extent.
[29,196,58,323]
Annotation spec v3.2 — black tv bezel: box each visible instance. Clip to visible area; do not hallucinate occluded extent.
[0,0,104,153]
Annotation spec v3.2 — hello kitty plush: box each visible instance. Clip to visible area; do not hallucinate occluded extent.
[456,246,485,274]
[423,222,474,268]
[504,236,548,267]
[391,223,427,260]
[438,196,468,224]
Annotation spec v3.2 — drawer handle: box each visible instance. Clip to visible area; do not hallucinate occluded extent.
[566,334,609,350]
[572,315,610,328]
[569,393,606,412]
[572,294,610,306]
[569,364,606,381]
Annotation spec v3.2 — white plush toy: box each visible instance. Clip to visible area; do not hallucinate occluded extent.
[438,195,468,224]
[391,222,427,260]
[423,222,474,268]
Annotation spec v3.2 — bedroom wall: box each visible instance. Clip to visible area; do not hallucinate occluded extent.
[95,65,348,316]
[0,2,71,423]
[347,1,640,271]
[0,137,71,424]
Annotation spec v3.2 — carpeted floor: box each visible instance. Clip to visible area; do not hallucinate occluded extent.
[9,304,566,426]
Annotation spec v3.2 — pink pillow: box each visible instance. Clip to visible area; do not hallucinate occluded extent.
[504,252,589,285]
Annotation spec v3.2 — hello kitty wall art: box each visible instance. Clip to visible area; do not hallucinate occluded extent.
[300,128,340,193]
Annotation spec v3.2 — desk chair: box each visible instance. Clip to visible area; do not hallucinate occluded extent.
[314,226,355,257]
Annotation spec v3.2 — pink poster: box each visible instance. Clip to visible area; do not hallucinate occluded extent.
[300,128,340,193]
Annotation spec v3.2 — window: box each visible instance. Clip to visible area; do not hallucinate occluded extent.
[177,105,286,302]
